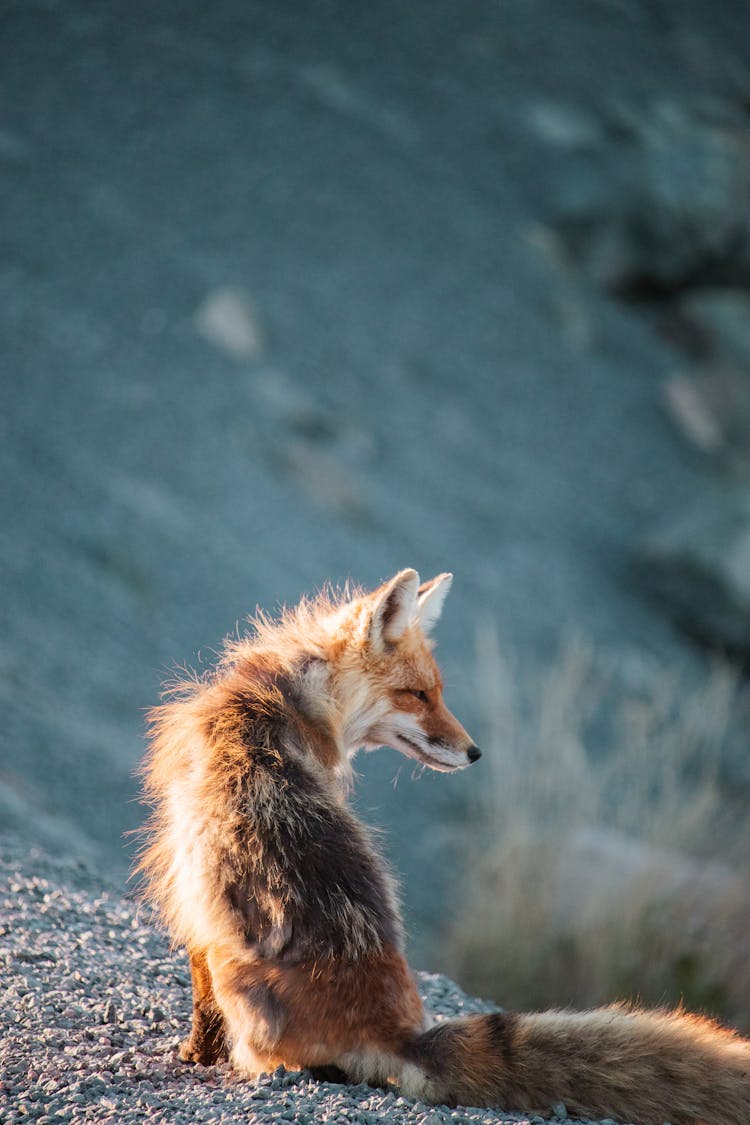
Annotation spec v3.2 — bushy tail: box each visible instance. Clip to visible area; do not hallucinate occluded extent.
[398,1004,750,1125]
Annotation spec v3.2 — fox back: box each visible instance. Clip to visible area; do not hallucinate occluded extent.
[138,569,476,963]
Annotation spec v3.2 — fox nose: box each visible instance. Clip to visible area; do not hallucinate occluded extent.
[466,744,482,763]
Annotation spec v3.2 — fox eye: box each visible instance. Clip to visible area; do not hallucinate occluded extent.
[409,689,429,704]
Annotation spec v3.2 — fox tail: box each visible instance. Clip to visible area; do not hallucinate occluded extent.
[397,1004,750,1125]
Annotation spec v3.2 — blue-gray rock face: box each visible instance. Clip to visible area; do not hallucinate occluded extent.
[2,0,750,966]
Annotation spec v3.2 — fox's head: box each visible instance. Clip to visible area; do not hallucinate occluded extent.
[327,568,480,773]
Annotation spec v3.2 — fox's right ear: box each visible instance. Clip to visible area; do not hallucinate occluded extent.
[367,569,420,652]
[416,572,453,634]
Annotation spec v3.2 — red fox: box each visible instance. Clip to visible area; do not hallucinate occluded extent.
[138,569,750,1124]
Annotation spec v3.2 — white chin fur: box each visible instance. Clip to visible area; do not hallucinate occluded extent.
[365,720,467,773]
[396,737,468,773]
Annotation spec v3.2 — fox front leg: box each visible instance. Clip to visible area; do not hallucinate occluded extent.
[179,949,228,1065]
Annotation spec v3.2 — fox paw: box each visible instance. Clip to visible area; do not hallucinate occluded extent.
[178,1037,205,1064]
[179,1036,226,1065]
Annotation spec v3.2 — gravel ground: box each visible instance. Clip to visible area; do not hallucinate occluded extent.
[0,833,622,1125]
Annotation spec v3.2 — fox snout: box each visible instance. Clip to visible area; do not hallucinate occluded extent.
[466,744,481,763]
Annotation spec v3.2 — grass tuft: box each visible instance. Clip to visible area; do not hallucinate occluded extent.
[444,627,750,1030]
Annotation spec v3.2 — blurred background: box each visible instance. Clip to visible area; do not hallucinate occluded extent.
[3,0,750,1026]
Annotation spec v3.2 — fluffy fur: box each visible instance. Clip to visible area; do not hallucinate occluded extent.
[137,570,750,1124]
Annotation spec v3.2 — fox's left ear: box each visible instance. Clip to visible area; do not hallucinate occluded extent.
[415,572,453,634]
[368,569,420,651]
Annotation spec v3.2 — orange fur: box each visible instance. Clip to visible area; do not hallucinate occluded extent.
[137,570,750,1125]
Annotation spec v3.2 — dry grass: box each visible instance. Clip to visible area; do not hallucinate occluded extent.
[444,627,750,1030]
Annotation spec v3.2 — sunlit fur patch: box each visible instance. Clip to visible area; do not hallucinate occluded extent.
[135,577,475,968]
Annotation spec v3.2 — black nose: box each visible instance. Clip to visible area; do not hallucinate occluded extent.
[467,744,482,763]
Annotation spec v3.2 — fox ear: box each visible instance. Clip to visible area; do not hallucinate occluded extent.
[368,569,420,650]
[416,572,453,634]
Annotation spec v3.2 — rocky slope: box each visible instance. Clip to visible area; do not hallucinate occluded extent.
[2,0,750,968]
